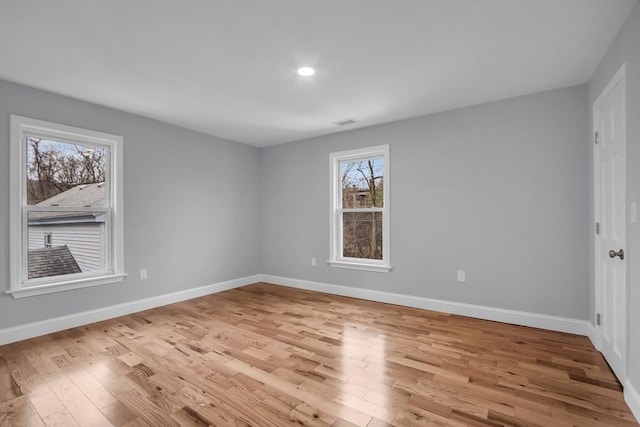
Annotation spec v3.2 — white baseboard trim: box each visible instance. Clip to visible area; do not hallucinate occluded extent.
[257,274,593,337]
[625,379,640,423]
[586,323,598,349]
[0,273,596,346]
[0,274,261,346]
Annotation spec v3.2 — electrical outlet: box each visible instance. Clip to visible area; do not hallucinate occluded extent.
[139,268,148,280]
[457,270,466,283]
[311,257,317,267]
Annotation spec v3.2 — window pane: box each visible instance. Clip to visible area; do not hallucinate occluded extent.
[342,211,382,260]
[27,211,106,279]
[26,137,106,206]
[340,158,383,208]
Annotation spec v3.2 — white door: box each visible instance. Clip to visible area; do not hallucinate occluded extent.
[594,65,626,382]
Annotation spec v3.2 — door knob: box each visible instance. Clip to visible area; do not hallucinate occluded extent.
[609,249,624,260]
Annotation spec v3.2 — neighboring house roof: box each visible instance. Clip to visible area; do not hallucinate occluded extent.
[28,245,82,279]
[30,182,106,224]
[36,182,105,207]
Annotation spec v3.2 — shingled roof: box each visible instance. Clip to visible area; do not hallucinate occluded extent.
[36,182,105,208]
[28,245,82,279]
[30,182,106,223]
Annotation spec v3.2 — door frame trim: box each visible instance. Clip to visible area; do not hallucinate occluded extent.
[593,63,627,379]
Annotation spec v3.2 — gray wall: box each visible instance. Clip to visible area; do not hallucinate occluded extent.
[588,0,640,398]
[260,85,589,320]
[0,79,592,329]
[0,80,262,329]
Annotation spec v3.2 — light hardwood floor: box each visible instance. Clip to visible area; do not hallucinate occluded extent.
[0,283,637,426]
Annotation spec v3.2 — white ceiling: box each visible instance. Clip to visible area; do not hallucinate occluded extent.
[0,0,636,147]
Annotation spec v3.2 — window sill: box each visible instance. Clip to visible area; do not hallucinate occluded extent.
[327,260,392,273]
[7,273,127,298]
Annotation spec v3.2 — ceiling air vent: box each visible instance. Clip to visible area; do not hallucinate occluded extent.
[333,118,358,127]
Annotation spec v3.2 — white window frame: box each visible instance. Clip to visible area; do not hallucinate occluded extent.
[9,115,126,298]
[329,145,391,272]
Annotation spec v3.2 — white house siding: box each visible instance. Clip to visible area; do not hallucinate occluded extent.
[28,224,105,272]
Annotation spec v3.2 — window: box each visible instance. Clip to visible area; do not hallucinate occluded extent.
[329,145,391,272]
[9,115,125,298]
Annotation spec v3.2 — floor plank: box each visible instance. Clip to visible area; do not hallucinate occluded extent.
[0,283,637,426]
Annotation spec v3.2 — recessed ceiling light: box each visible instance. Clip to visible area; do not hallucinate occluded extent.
[297,66,316,77]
